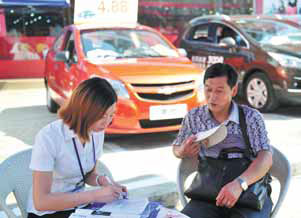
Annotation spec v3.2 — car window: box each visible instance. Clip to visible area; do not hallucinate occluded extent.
[235,19,301,45]
[216,24,247,47]
[189,24,212,43]
[53,31,65,52]
[80,29,179,60]
[64,31,78,64]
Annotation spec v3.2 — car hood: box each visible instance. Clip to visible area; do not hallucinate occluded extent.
[261,43,301,58]
[88,57,202,84]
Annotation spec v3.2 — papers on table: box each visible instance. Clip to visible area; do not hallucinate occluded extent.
[90,214,139,218]
[75,209,94,216]
[156,207,190,218]
[69,213,91,218]
[70,213,139,218]
[69,198,149,218]
[69,199,188,218]
[99,198,149,215]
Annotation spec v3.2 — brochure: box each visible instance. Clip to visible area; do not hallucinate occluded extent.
[98,198,149,215]
[69,198,149,218]
[195,124,227,147]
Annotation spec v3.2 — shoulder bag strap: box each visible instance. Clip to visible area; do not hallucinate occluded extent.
[238,105,255,159]
[239,106,272,185]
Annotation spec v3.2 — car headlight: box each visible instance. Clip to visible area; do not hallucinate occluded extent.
[106,78,130,99]
[268,52,301,69]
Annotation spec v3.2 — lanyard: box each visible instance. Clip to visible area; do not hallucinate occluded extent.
[72,135,96,183]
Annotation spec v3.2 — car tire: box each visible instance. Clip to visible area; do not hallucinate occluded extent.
[46,83,59,113]
[244,72,279,112]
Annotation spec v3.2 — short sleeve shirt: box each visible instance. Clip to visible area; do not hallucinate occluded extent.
[173,102,271,158]
[27,119,104,216]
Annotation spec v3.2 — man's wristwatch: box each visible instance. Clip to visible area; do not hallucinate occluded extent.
[237,177,248,191]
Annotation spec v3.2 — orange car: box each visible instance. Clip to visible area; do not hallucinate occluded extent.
[44,23,205,134]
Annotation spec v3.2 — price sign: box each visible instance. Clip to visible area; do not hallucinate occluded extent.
[98,0,129,14]
[74,0,138,26]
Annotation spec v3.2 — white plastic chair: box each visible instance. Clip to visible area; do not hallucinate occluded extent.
[0,149,32,218]
[269,147,291,218]
[176,146,291,218]
[0,148,113,218]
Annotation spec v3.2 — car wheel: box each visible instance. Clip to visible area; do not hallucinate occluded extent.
[46,83,59,113]
[244,72,279,112]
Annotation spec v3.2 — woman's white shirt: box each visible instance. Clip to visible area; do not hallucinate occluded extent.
[27,119,104,216]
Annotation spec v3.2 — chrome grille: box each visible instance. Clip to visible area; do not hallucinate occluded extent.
[131,80,195,101]
[139,90,192,101]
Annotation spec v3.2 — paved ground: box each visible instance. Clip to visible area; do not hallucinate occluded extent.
[0,79,301,218]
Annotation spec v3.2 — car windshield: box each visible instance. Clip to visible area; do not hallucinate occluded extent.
[235,19,301,45]
[80,29,179,60]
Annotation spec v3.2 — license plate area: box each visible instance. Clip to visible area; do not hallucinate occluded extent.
[149,104,187,120]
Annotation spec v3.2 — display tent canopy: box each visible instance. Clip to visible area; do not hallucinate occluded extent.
[0,0,70,7]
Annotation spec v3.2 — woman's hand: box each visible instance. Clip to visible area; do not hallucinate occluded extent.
[97,176,128,201]
[93,185,124,203]
[99,175,111,186]
[113,182,128,199]
[113,182,128,193]
[100,176,127,192]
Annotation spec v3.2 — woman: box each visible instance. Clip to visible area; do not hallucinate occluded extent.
[27,77,127,218]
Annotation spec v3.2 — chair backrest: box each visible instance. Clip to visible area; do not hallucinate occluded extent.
[176,146,291,217]
[176,156,198,208]
[0,148,114,218]
[0,149,32,218]
[269,146,291,218]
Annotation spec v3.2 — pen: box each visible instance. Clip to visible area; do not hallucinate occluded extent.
[104,174,128,199]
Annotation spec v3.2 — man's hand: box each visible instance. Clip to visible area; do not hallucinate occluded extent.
[216,179,243,208]
[173,135,200,158]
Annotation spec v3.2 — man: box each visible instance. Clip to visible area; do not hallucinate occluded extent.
[172,63,273,218]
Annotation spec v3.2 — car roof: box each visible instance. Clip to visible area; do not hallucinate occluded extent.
[188,14,299,27]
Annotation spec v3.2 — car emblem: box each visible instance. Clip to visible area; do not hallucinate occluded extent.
[158,86,177,95]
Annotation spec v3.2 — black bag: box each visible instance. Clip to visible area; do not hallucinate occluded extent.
[184,106,271,211]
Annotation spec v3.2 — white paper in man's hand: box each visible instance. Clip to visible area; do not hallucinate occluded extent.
[195,124,227,148]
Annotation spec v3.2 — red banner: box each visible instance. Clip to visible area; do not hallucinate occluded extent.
[0,36,55,79]
[0,9,6,37]
[0,36,54,60]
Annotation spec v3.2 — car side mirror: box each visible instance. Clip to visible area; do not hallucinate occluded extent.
[219,37,236,48]
[42,49,49,60]
[178,48,187,57]
[55,51,70,62]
